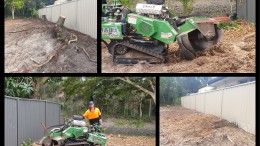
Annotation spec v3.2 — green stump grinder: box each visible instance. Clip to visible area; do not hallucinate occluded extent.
[35,115,107,146]
[102,0,229,64]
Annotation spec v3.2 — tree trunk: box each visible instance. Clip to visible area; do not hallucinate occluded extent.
[124,102,126,117]
[12,9,15,20]
[139,100,142,118]
[149,99,151,118]
[116,77,156,104]
[42,15,47,21]
[56,15,66,27]
[31,77,49,99]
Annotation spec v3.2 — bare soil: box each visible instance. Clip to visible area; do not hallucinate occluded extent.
[102,21,255,73]
[5,19,97,73]
[107,134,155,146]
[160,106,255,146]
[103,118,155,136]
[104,118,155,146]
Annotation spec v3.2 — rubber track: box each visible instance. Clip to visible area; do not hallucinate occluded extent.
[65,141,90,146]
[114,41,166,63]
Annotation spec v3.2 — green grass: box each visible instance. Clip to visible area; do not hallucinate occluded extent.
[21,138,33,146]
[114,121,126,126]
[128,120,145,128]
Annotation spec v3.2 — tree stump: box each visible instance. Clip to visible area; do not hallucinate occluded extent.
[56,15,66,27]
[42,15,47,21]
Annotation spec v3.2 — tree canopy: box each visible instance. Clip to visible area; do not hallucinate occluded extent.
[5,77,156,121]
[5,0,56,18]
[160,77,214,105]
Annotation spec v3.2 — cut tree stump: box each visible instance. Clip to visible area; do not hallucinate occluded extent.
[42,15,47,21]
[56,15,66,27]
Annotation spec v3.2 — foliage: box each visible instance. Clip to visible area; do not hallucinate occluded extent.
[5,77,156,121]
[5,0,55,18]
[5,77,34,98]
[179,0,194,15]
[5,0,24,19]
[30,8,38,18]
[160,77,214,105]
[21,138,33,146]
[129,120,145,128]
[217,20,241,30]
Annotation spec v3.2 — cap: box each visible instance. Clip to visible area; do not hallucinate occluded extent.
[89,101,94,105]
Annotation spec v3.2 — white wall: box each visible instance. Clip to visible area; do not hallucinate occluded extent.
[38,0,97,39]
[181,82,255,135]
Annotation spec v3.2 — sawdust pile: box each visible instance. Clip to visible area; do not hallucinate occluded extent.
[160,106,255,146]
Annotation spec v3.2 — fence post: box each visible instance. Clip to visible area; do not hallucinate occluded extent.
[203,93,206,113]
[76,0,78,30]
[17,98,19,146]
[220,88,225,119]
[45,101,47,127]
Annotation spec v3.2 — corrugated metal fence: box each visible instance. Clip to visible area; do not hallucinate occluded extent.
[38,0,97,39]
[5,96,61,146]
[236,0,255,22]
[181,82,255,135]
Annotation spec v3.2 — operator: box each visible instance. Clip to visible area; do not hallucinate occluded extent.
[82,101,102,125]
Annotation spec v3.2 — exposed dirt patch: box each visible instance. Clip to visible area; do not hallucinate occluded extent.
[102,21,255,73]
[107,134,155,146]
[5,19,97,73]
[103,118,155,136]
[160,106,255,146]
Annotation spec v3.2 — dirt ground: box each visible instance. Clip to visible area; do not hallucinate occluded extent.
[103,118,155,136]
[102,21,255,73]
[107,134,155,146]
[160,106,255,146]
[5,19,97,73]
[104,118,156,146]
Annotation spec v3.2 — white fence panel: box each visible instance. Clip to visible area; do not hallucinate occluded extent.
[222,83,255,134]
[204,90,223,117]
[38,0,97,39]
[61,1,77,30]
[195,93,205,113]
[181,82,255,135]
[77,0,97,39]
[181,96,188,108]
[46,8,52,21]
[51,5,61,23]
[189,95,196,110]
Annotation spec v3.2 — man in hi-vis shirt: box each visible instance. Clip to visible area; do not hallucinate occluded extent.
[82,101,102,125]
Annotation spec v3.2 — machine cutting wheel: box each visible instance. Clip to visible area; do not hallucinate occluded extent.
[101,0,228,64]
[178,24,223,60]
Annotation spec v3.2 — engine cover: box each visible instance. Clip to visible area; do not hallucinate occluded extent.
[136,4,163,15]
[72,120,86,127]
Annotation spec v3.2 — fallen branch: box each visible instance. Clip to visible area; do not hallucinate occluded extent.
[9,29,29,33]
[81,47,97,62]
[30,44,67,68]
[242,32,255,42]
[68,34,78,44]
[17,22,32,29]
[30,58,40,65]
[227,136,235,145]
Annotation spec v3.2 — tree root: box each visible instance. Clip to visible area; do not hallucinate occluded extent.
[30,33,78,67]
[9,29,29,33]
[242,32,255,42]
[80,46,97,62]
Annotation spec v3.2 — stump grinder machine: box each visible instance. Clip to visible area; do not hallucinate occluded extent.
[35,115,106,146]
[101,0,229,64]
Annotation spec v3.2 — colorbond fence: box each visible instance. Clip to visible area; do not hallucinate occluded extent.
[5,96,61,146]
[38,0,97,39]
[181,81,255,135]
[236,0,255,23]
